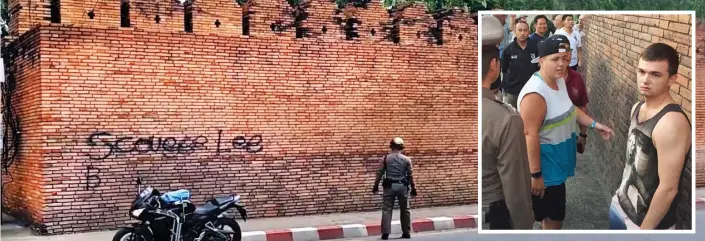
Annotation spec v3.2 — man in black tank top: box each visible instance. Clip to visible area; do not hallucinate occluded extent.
[609,43,691,230]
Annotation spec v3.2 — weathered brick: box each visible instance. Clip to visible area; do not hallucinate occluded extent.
[664,31,693,45]
[678,65,692,78]
[670,22,691,34]
[649,26,664,38]
[630,23,643,31]
[646,18,660,27]
[676,74,690,90]
[677,45,691,58]
[639,32,651,41]
[681,55,692,68]
[659,20,671,29]
[660,14,681,22]
[659,38,679,50]
[680,86,692,101]
[678,14,692,25]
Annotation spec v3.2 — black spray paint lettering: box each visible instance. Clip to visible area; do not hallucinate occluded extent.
[216,129,263,154]
[85,165,102,190]
[87,130,263,160]
[87,132,208,159]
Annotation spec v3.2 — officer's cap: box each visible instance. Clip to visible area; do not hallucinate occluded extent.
[482,15,504,47]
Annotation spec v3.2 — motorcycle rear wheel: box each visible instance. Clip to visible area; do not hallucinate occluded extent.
[112,227,153,241]
[215,218,242,241]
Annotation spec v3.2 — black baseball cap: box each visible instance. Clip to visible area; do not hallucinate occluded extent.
[531,34,571,63]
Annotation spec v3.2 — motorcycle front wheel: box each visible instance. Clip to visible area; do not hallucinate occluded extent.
[215,218,242,241]
[112,227,153,241]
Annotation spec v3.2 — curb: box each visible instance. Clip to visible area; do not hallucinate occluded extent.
[241,215,478,241]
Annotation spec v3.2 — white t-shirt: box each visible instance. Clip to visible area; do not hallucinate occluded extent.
[554,28,581,67]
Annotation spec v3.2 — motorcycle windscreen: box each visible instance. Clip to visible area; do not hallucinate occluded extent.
[131,187,155,210]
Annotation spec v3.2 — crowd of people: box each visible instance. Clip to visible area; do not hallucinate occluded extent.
[481,13,691,231]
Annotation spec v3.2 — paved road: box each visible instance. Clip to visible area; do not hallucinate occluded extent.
[340,210,705,241]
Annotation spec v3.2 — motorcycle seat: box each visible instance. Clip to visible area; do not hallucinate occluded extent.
[194,203,220,216]
[212,195,236,206]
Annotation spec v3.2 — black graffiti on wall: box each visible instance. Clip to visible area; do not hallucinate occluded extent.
[214,130,263,154]
[87,130,264,160]
[85,165,102,190]
[83,130,264,189]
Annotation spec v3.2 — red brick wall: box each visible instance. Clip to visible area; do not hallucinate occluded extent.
[2,27,46,228]
[583,14,695,229]
[2,0,477,235]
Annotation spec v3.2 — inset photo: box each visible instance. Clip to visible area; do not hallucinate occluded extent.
[479,11,696,232]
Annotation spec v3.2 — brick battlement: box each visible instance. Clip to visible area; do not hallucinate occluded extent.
[7,0,476,46]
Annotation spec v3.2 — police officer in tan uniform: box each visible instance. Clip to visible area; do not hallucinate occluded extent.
[373,137,417,240]
[481,15,533,230]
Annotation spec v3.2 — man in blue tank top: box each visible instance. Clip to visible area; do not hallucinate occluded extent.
[609,43,691,230]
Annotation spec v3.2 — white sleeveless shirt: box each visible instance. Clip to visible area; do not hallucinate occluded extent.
[517,72,578,187]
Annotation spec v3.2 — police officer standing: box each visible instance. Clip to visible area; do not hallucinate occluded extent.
[480,15,533,230]
[373,137,417,240]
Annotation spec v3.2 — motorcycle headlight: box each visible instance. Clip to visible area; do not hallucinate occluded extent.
[131,208,145,217]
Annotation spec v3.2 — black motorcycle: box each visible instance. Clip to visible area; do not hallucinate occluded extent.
[112,178,247,241]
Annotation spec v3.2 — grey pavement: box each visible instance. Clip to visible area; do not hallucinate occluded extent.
[484,152,611,230]
[532,152,704,230]
[477,130,610,230]
[341,210,705,241]
[533,150,704,230]
[0,204,476,241]
[536,152,610,229]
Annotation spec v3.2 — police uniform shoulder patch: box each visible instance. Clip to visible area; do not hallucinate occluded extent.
[492,99,518,113]
[501,102,518,113]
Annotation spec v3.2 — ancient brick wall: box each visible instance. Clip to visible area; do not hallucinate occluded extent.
[1,27,45,228]
[2,0,477,234]
[582,14,695,229]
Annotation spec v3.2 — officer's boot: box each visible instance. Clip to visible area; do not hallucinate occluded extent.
[401,233,411,239]
[381,233,389,240]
